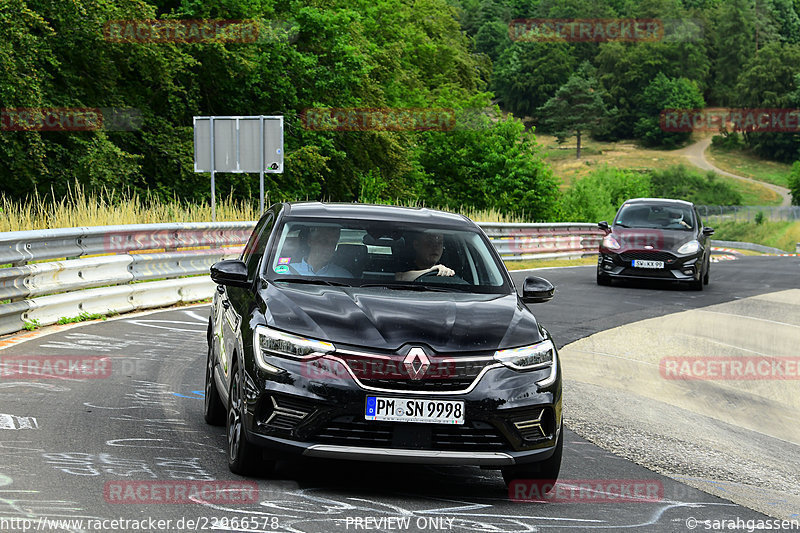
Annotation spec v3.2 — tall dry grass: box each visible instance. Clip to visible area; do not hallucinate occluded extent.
[0,184,530,232]
[0,185,260,232]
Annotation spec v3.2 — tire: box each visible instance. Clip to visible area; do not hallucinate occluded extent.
[703,259,710,285]
[596,273,611,286]
[227,360,262,475]
[502,426,563,488]
[204,342,225,426]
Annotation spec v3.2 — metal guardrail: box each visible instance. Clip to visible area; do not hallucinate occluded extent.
[697,205,800,222]
[0,221,603,336]
[710,240,788,255]
[0,222,254,336]
[480,222,603,260]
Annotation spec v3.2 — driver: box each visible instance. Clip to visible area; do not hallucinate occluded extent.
[395,231,455,281]
[666,209,691,229]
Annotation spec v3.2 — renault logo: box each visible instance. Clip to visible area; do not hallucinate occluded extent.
[403,348,430,380]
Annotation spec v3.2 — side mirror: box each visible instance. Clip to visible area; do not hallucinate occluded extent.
[702,227,715,236]
[521,276,555,304]
[598,221,610,233]
[210,260,250,288]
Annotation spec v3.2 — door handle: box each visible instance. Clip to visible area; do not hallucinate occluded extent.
[216,285,225,294]
[222,299,230,309]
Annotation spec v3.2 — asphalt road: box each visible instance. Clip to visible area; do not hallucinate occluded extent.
[0,255,797,532]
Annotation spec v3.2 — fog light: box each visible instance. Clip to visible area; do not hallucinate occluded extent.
[682,268,693,275]
[604,264,613,270]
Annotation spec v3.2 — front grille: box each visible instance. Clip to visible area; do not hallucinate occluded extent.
[620,268,675,279]
[313,417,393,446]
[311,417,508,451]
[431,423,507,450]
[619,251,676,263]
[357,378,476,391]
[336,351,492,392]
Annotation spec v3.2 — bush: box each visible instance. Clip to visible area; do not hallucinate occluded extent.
[789,161,800,206]
[650,165,742,205]
[559,166,651,222]
[711,132,744,150]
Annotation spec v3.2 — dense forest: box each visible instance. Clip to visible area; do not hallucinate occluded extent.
[2,0,800,218]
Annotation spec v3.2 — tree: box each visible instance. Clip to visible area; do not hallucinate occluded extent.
[634,73,705,148]
[493,42,577,118]
[537,63,611,158]
[415,103,561,220]
[710,0,756,105]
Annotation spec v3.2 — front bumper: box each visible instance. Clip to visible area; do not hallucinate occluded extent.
[239,350,562,467]
[597,250,703,282]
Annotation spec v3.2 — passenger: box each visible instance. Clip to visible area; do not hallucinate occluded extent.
[395,231,455,281]
[290,226,353,277]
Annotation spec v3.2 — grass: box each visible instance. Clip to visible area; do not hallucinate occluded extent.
[706,146,793,188]
[0,184,537,233]
[56,311,110,325]
[712,221,800,252]
[536,134,691,188]
[536,133,783,206]
[0,185,260,232]
[719,176,783,206]
[504,256,597,270]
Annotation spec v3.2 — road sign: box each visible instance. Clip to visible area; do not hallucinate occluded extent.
[194,116,283,220]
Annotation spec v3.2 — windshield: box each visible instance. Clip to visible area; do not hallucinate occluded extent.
[614,204,695,231]
[263,218,510,294]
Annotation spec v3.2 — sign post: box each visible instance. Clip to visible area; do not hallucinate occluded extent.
[193,116,283,221]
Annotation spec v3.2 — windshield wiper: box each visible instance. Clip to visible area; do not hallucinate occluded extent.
[272,277,349,287]
[360,282,471,292]
[360,282,450,292]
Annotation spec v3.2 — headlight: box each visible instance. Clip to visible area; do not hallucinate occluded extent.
[494,339,554,370]
[602,235,621,250]
[677,240,700,254]
[494,340,557,386]
[253,326,335,370]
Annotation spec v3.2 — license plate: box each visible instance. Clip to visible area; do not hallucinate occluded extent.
[632,260,664,269]
[365,396,464,425]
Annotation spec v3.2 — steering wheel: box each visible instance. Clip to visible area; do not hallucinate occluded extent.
[413,270,469,285]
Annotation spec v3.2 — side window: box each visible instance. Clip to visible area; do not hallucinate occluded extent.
[241,212,275,280]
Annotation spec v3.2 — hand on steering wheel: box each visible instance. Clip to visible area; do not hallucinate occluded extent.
[414,264,454,280]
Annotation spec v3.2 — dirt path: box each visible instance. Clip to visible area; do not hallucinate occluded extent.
[677,136,792,206]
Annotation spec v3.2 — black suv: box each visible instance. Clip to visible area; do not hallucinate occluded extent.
[206,202,562,486]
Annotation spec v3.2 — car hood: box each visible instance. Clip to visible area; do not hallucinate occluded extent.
[259,283,544,353]
[610,227,696,252]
